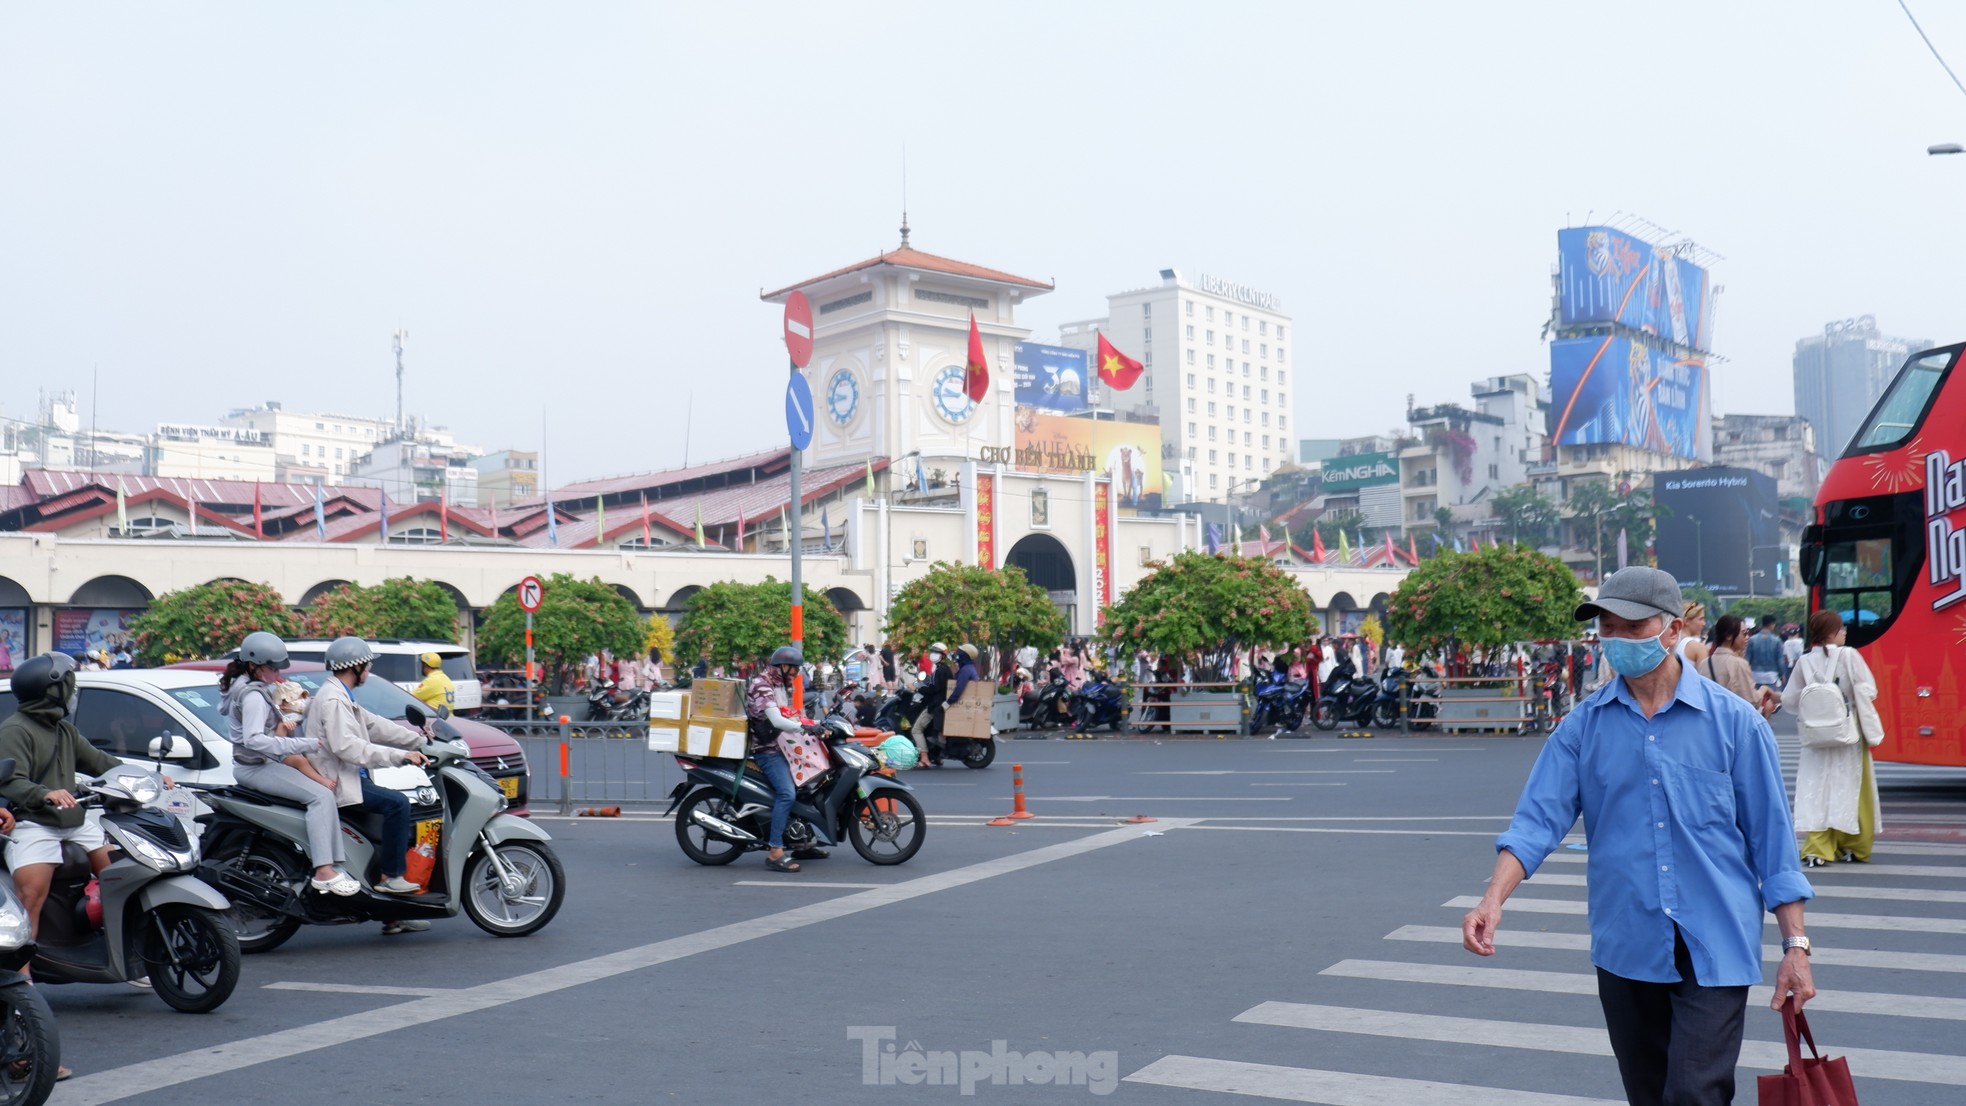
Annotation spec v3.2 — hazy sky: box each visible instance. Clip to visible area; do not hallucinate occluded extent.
[5,2,1965,484]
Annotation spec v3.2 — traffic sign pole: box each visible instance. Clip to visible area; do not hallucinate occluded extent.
[789,360,804,710]
[782,293,814,712]
[517,575,544,722]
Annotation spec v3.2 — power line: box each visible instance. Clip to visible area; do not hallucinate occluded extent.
[1898,0,1966,102]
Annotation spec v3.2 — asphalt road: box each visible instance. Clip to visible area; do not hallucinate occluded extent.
[40,725,1966,1106]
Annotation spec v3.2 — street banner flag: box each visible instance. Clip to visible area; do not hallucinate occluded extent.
[115,478,129,533]
[252,481,263,537]
[546,502,559,546]
[1204,522,1221,555]
[1355,530,1367,562]
[1258,523,1272,553]
[1382,531,1396,565]
[865,460,876,500]
[1408,534,1420,564]
[822,503,834,552]
[1095,332,1145,391]
[313,478,327,540]
[379,494,391,542]
[736,507,747,552]
[1470,531,1481,552]
[1234,530,1245,557]
[695,503,706,547]
[594,495,604,547]
[187,491,198,537]
[641,493,652,547]
[1617,527,1629,570]
[439,487,450,543]
[1312,528,1327,563]
[964,312,990,402]
[916,453,930,494]
[1337,528,1351,562]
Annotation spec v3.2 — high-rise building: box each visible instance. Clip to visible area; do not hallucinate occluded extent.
[1792,316,1930,461]
[1399,374,1547,536]
[1059,269,1292,502]
[220,402,406,480]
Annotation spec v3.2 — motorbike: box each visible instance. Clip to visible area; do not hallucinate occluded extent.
[1248,676,1315,735]
[665,713,925,865]
[1312,657,1379,730]
[1069,671,1128,734]
[196,705,566,953]
[585,681,649,722]
[1024,671,1073,730]
[0,760,61,1106]
[13,764,240,1013]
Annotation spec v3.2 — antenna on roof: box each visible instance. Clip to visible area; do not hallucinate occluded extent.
[899,142,910,248]
[682,389,694,467]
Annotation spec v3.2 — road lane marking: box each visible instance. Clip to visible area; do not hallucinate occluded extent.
[263,982,457,998]
[61,820,1196,1105]
[1266,747,1490,754]
[1034,796,1293,802]
[1234,1001,1966,1085]
[1249,783,1347,787]
[1442,894,1966,934]
[1352,758,1438,762]
[1188,826,1501,836]
[1386,924,1966,972]
[1321,958,1966,1020]
[1124,1055,1624,1105]
[731,880,882,889]
[1142,770,1390,775]
[1512,872,1966,903]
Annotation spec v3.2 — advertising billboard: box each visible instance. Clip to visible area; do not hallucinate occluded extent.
[1548,336,1709,461]
[1004,410,1163,510]
[1556,226,1712,353]
[1318,451,1399,492]
[53,608,142,656]
[1653,468,1781,597]
[1013,343,1090,414]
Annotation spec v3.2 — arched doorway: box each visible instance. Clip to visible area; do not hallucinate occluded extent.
[1006,534,1077,629]
[1326,591,1358,636]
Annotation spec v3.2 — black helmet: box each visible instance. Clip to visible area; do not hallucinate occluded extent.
[10,652,78,714]
[239,631,290,670]
[768,645,804,668]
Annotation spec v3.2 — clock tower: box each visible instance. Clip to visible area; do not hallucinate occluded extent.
[761,224,1053,483]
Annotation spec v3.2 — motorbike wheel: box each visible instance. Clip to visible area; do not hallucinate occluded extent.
[1372,701,1401,729]
[1282,708,1306,733]
[673,789,747,866]
[462,841,567,938]
[960,740,996,769]
[0,981,59,1106]
[1312,699,1340,731]
[1247,705,1269,736]
[204,838,305,954]
[145,906,241,1014]
[846,788,926,865]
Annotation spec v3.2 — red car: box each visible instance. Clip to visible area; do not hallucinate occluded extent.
[165,661,531,815]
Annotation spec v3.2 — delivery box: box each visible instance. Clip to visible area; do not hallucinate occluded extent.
[941,693,992,739]
[649,691,688,721]
[689,678,746,720]
[681,718,749,759]
[647,722,683,753]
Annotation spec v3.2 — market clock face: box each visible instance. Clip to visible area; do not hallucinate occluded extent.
[931,364,974,423]
[826,368,859,425]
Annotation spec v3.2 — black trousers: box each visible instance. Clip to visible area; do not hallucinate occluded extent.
[1595,927,1750,1106]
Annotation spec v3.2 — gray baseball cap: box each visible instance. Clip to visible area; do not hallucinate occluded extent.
[1574,566,1683,624]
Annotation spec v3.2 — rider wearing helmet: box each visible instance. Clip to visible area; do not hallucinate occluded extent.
[744,645,825,872]
[913,643,954,767]
[219,633,358,896]
[411,651,456,716]
[0,653,125,951]
[304,637,435,930]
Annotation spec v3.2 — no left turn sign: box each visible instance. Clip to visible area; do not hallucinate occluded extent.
[518,575,544,613]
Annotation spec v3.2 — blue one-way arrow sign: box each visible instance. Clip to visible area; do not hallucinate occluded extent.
[785,372,815,451]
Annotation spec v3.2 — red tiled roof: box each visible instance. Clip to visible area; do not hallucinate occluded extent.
[540,447,791,501]
[762,246,1053,300]
[23,470,383,510]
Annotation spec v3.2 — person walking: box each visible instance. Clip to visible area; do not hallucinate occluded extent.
[1744,615,1784,689]
[1462,567,1815,1106]
[1783,610,1885,867]
[1676,601,1709,667]
[1701,614,1779,719]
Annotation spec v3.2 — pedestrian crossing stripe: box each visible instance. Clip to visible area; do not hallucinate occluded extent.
[1383,924,1966,973]
[1319,958,1966,1020]
[1123,1056,1627,1105]
[1442,894,1966,935]
[1516,871,1966,902]
[1232,1001,1966,1085]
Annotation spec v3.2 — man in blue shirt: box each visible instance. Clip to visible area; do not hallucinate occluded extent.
[1745,614,1785,687]
[1462,566,1816,1106]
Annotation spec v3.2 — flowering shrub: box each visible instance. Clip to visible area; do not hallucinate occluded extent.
[1384,544,1580,659]
[1099,551,1314,658]
[127,581,301,665]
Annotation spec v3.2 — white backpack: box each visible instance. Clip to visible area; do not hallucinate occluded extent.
[1795,650,1856,749]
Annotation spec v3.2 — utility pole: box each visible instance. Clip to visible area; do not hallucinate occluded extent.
[393,329,409,501]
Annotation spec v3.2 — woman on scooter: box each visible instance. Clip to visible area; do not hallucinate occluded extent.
[745,645,826,872]
[219,632,358,896]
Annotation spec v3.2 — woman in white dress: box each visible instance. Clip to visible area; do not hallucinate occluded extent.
[1781,609,1885,867]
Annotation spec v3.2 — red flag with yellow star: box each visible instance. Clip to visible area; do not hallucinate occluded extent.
[965,312,990,402]
[1096,333,1144,391]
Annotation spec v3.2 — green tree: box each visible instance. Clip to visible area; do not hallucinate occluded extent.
[126,580,301,665]
[476,574,645,693]
[1100,551,1315,660]
[883,563,1066,664]
[1384,545,1582,661]
[1564,481,1619,577]
[1489,485,1559,548]
[673,577,848,673]
[1608,488,1664,568]
[303,577,461,641]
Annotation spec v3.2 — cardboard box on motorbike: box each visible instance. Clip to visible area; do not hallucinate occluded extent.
[689,679,745,720]
[648,715,748,758]
[940,693,991,739]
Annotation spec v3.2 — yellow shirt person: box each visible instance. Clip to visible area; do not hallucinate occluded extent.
[412,652,455,714]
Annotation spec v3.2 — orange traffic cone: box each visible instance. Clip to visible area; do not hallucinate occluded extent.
[1008,764,1035,820]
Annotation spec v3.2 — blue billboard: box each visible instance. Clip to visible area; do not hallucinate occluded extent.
[1557,227,1712,353]
[1548,336,1709,461]
[1013,343,1089,414]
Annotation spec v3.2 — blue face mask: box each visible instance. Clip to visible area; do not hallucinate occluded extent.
[1602,630,1669,678]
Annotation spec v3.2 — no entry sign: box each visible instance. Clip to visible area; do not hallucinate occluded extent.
[783,291,814,369]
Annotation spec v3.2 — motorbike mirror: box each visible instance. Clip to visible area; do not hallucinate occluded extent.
[148,734,196,761]
[405,704,427,728]
[436,704,453,719]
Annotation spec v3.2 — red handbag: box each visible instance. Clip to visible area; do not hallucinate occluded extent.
[1758,998,1859,1105]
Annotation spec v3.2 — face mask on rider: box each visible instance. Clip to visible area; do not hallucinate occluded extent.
[1602,623,1673,678]
[929,652,944,663]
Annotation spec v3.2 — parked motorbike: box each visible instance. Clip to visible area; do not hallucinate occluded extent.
[0,760,61,1106]
[584,681,649,722]
[13,764,240,1013]
[197,705,566,953]
[1312,657,1378,730]
[1370,663,1443,730]
[1024,671,1073,730]
[1069,671,1128,734]
[665,713,925,865]
[1249,676,1315,734]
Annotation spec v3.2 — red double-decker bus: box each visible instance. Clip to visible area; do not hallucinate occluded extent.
[1801,341,1965,766]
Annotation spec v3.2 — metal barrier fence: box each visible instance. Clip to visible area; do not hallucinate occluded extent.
[480,718,681,812]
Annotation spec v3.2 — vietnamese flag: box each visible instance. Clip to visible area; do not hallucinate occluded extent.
[1096,333,1145,391]
[964,312,990,402]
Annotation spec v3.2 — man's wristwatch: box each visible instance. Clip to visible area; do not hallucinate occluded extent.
[1781,935,1812,956]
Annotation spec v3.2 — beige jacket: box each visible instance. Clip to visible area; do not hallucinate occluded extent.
[302,675,425,807]
[1698,645,1761,708]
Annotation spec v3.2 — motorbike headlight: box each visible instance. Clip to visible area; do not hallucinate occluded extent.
[837,744,875,770]
[127,777,164,806]
[120,832,183,873]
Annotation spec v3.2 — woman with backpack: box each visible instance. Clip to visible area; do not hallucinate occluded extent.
[1781,609,1885,867]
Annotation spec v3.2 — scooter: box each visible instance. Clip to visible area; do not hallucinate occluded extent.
[1028,671,1073,730]
[1312,657,1378,730]
[196,705,566,953]
[1372,663,1443,730]
[585,681,648,722]
[665,714,925,865]
[1249,676,1315,734]
[1069,671,1128,734]
[15,764,240,1013]
[0,759,62,1106]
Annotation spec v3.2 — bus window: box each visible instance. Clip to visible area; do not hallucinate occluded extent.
[1849,349,1953,453]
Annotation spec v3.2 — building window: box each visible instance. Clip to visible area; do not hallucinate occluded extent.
[1224,311,1233,327]
[1243,362,1251,377]
[1243,410,1252,424]
[1260,344,1268,358]
[1206,354,1215,369]
[1210,473,1219,489]
[1489,463,1500,479]
[1242,385,1251,400]
[1244,456,1253,469]
[1225,404,1234,419]
[1205,306,1214,321]
[1209,450,1218,464]
[1144,327,1152,342]
[315,422,324,430]
[1208,426,1217,441]
[1243,431,1252,446]
[391,526,443,546]
[1260,389,1269,403]
[334,447,343,459]
[1206,330,1215,345]
[1188,446,1197,459]
[1242,317,1250,331]
[1186,373,1196,388]
[300,444,310,456]
[1188,421,1197,436]
[1142,303,1152,318]
[1261,412,1270,427]
[1279,391,1286,406]
[1278,347,1287,364]
[1187,399,1196,413]
[1260,321,1268,336]
[1242,339,1250,353]
[1185,300,1193,317]
[1277,325,1286,340]
[1279,416,1288,431]
[1261,366,1270,381]
[1144,352,1153,367]
[1185,325,1195,340]
[1186,349,1195,365]
[1263,435,1271,449]
[1279,370,1287,386]
[1207,402,1216,416]
[1227,451,1235,466]
[1207,379,1216,394]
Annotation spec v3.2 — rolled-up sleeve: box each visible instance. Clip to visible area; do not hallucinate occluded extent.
[1494,722,1583,881]
[1731,712,1815,910]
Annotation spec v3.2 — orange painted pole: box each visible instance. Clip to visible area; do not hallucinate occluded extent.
[1009,763,1034,819]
